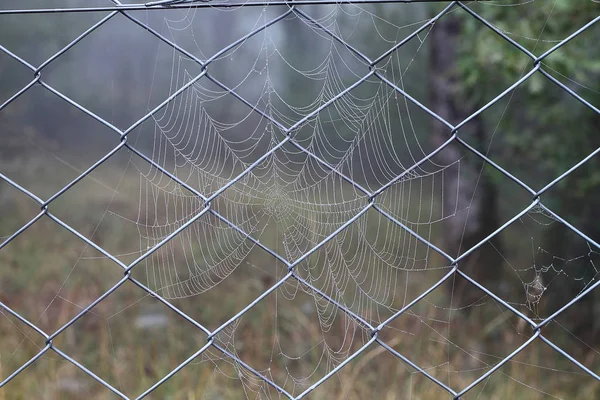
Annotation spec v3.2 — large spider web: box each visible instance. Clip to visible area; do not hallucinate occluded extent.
[122,3,464,396]
[102,1,600,397]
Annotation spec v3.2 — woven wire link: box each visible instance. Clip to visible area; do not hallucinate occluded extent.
[1,1,599,398]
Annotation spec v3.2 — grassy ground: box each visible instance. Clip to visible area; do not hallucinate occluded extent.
[1,149,599,400]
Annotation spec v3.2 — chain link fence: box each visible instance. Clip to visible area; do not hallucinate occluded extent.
[0,1,599,399]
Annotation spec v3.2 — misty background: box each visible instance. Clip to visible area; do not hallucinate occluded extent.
[1,1,600,399]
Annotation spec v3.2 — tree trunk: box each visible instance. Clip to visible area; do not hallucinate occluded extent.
[429,14,504,306]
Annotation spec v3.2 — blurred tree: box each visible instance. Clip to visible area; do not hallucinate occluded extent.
[451,1,600,335]
[429,10,504,306]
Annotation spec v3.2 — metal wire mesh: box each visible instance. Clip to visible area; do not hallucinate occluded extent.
[0,1,599,399]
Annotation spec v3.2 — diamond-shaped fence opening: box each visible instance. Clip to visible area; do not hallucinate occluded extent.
[208,283,373,397]
[1,1,600,399]
[39,12,204,130]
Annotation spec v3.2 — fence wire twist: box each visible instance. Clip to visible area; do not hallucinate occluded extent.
[0,1,599,399]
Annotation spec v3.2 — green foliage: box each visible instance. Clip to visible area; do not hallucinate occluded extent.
[452,2,600,328]
[456,1,600,196]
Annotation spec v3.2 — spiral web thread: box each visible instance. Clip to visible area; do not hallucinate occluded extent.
[1,1,600,399]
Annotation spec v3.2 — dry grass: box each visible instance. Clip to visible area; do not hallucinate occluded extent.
[1,160,599,399]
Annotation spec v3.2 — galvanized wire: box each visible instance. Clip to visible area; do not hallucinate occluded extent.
[0,1,599,399]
